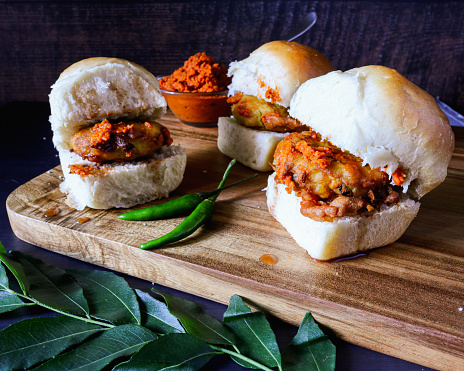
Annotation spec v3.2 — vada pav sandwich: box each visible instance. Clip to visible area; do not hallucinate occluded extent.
[49,57,187,210]
[267,65,455,261]
[217,41,333,171]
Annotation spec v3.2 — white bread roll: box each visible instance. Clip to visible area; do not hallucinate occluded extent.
[289,65,455,198]
[219,41,333,171]
[217,117,285,172]
[49,57,186,210]
[267,175,420,261]
[59,145,186,210]
[228,41,333,108]
[50,57,167,151]
[267,65,454,260]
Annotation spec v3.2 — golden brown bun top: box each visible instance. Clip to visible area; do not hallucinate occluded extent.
[228,41,334,107]
[290,65,455,198]
[49,57,166,150]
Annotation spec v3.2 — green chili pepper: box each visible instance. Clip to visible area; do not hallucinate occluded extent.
[139,198,216,250]
[117,175,256,221]
[139,159,245,250]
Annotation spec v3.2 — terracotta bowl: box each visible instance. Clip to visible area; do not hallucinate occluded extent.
[160,88,231,127]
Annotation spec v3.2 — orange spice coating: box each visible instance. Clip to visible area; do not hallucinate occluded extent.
[68,164,106,176]
[258,77,280,104]
[272,132,402,222]
[160,52,231,93]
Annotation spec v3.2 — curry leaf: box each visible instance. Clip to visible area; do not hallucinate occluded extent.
[282,312,336,371]
[0,290,27,314]
[11,251,89,316]
[0,259,9,289]
[136,289,185,334]
[223,295,282,370]
[66,269,141,325]
[0,242,29,294]
[0,316,102,370]
[0,262,27,314]
[34,324,157,371]
[153,288,235,345]
[114,333,220,370]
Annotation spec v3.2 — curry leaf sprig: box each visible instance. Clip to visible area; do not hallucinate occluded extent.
[0,242,336,370]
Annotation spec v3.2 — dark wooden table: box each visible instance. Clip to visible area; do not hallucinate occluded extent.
[0,102,445,370]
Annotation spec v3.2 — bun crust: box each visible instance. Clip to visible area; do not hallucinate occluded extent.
[50,57,167,150]
[290,66,455,198]
[267,174,420,260]
[217,117,286,172]
[228,41,333,107]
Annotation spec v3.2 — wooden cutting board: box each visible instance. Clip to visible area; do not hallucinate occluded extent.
[7,112,464,371]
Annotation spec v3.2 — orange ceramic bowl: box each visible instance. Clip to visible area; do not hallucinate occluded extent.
[160,88,231,127]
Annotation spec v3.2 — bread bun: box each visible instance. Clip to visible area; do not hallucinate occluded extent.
[267,175,420,261]
[49,57,186,210]
[266,65,454,260]
[228,41,333,108]
[217,117,285,171]
[59,145,186,210]
[50,57,167,151]
[289,65,455,198]
[219,41,333,171]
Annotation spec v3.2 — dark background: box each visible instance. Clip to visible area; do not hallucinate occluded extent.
[1,0,463,112]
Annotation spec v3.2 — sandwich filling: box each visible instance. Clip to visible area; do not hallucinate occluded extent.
[272,131,404,222]
[69,120,172,164]
[227,93,309,133]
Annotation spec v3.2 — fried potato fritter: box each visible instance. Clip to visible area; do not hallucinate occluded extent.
[70,120,172,163]
[227,93,308,132]
[272,132,402,222]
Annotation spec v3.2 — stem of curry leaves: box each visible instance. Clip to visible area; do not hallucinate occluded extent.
[5,287,278,370]
[209,344,279,371]
[5,288,115,329]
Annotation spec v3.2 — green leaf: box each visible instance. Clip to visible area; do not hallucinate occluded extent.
[282,313,336,371]
[135,289,185,334]
[11,251,89,316]
[113,333,220,370]
[223,295,281,369]
[0,290,26,314]
[0,259,8,288]
[0,316,102,370]
[66,269,141,325]
[34,324,157,371]
[0,242,29,294]
[0,262,27,314]
[153,288,235,346]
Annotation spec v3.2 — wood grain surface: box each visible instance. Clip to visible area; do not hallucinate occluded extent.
[6,113,464,371]
[1,1,463,112]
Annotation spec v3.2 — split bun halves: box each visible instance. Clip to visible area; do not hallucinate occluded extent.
[50,57,187,210]
[218,41,333,171]
[267,66,455,260]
